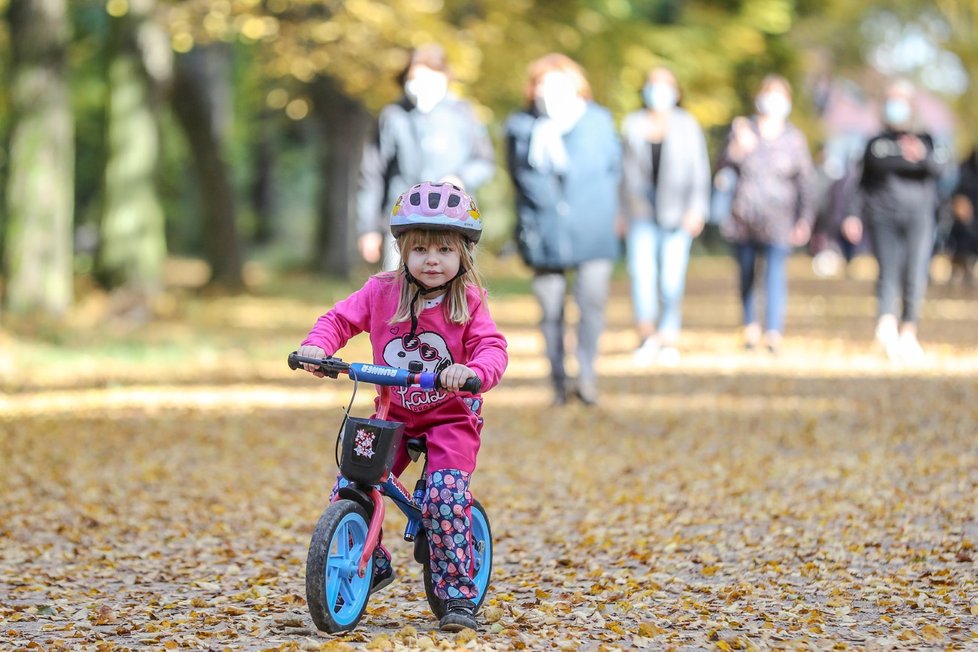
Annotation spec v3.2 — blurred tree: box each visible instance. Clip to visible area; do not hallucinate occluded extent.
[170,44,244,289]
[159,0,479,277]
[249,106,277,245]
[95,0,170,307]
[924,0,978,141]
[309,76,370,275]
[3,0,73,317]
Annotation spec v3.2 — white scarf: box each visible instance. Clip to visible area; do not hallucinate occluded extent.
[528,98,586,174]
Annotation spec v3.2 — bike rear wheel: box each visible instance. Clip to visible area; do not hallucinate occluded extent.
[423,498,493,619]
[305,500,373,633]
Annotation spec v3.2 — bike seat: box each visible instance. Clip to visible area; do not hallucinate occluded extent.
[406,437,427,463]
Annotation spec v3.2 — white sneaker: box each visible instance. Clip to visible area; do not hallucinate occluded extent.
[657,346,681,367]
[898,331,925,363]
[875,321,900,360]
[633,337,659,367]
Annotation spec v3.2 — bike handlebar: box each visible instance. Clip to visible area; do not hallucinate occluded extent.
[288,352,482,394]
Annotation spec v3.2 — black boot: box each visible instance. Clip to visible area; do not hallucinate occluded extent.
[439,598,478,632]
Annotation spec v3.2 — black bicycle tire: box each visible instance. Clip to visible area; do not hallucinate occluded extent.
[305,500,372,633]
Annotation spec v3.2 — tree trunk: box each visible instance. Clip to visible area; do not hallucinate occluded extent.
[310,76,371,278]
[96,0,171,303]
[170,45,243,290]
[250,110,276,245]
[3,0,73,317]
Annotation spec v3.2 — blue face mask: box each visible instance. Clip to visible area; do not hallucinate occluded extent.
[884,99,911,126]
[642,83,677,111]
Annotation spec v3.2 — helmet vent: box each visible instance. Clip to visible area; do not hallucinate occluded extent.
[427,193,440,209]
[410,192,421,206]
[447,195,461,208]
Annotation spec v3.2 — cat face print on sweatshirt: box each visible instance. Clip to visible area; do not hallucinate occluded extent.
[383,332,453,411]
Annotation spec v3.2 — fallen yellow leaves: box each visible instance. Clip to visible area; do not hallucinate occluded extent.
[3,265,978,649]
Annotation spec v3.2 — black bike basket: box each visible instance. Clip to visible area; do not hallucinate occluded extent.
[340,417,404,485]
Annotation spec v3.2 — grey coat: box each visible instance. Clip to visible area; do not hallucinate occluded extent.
[619,107,711,230]
[357,96,495,236]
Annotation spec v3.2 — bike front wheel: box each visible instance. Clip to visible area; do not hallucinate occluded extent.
[305,500,373,633]
[423,498,493,619]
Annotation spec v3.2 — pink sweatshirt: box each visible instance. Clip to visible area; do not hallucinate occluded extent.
[302,274,508,472]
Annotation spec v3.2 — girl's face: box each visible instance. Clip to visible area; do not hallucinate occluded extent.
[405,235,462,291]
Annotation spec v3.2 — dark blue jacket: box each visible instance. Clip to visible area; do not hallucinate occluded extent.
[505,103,621,270]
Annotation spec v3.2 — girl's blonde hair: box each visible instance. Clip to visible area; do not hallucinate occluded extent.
[388,229,485,327]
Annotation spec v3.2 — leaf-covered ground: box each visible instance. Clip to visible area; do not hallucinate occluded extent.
[2,256,977,650]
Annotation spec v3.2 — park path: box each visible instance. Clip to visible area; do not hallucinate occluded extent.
[2,256,977,650]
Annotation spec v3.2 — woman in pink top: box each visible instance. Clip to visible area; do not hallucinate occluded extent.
[296,181,508,632]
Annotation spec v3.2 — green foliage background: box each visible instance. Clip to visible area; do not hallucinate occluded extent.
[1,0,975,275]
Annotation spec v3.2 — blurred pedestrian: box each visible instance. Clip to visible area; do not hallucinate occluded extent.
[505,53,621,405]
[620,66,711,366]
[842,79,948,361]
[718,74,816,353]
[357,44,495,270]
[810,156,868,277]
[948,148,978,287]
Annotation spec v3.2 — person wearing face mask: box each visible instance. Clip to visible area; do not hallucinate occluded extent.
[841,79,948,362]
[357,44,495,270]
[504,53,622,405]
[718,74,816,354]
[619,66,711,367]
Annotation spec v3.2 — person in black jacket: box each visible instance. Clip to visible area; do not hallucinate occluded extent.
[842,79,948,362]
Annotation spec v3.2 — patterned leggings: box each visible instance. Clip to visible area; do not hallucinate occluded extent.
[330,468,477,601]
[422,469,477,600]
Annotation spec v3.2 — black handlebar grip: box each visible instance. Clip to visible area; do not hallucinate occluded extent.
[288,352,301,370]
[460,376,482,394]
[434,374,482,393]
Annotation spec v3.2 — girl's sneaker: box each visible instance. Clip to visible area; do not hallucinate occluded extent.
[439,598,478,632]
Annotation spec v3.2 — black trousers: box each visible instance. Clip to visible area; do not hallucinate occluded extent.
[867,209,933,323]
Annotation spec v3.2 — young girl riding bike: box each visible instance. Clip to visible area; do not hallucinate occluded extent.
[296,181,508,632]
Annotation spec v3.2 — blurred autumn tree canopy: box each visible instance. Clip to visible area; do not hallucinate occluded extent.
[1,0,977,317]
[159,0,807,128]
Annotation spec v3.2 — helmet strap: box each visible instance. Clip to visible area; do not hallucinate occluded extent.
[404,265,466,339]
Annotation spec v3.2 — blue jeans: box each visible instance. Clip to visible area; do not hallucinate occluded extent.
[626,221,692,338]
[734,241,790,334]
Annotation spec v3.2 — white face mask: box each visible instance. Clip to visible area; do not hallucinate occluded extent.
[535,72,579,116]
[884,99,912,127]
[643,83,678,112]
[755,91,792,120]
[534,72,586,131]
[404,67,448,114]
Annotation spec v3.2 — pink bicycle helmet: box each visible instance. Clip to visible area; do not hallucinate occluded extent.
[390,181,482,243]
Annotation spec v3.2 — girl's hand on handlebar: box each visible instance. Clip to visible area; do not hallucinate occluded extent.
[439,364,477,393]
[296,345,327,377]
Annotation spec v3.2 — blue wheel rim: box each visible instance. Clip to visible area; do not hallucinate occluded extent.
[324,511,371,626]
[471,509,491,596]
